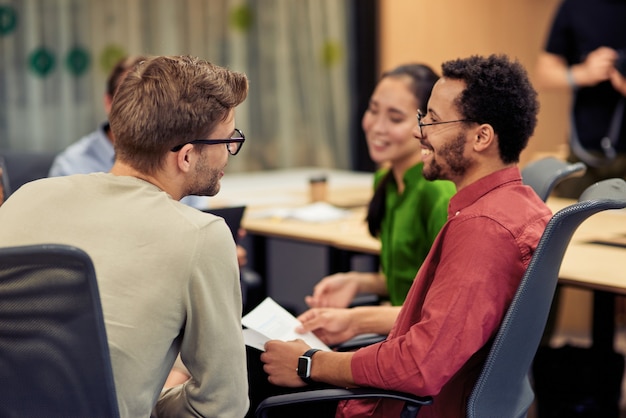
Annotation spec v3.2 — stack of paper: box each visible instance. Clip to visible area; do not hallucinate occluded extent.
[242,297,330,351]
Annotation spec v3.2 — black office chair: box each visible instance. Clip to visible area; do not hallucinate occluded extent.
[0,155,10,204]
[203,205,264,312]
[521,156,586,202]
[0,149,57,199]
[255,178,626,418]
[0,244,120,418]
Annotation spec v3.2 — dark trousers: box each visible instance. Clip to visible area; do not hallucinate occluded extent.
[245,346,338,418]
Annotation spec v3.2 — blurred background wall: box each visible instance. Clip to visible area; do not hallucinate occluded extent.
[379,0,569,167]
[0,0,567,171]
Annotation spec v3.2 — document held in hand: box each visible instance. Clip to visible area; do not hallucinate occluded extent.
[242,297,330,351]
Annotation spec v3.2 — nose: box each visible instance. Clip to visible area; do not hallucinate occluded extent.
[369,116,388,134]
[412,123,423,141]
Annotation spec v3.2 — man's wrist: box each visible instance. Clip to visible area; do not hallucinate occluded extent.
[567,67,578,90]
[297,348,321,384]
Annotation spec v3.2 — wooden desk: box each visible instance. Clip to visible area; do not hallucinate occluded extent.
[211,167,374,209]
[244,193,626,290]
[545,197,626,351]
[243,206,379,254]
[209,168,376,313]
[547,196,626,296]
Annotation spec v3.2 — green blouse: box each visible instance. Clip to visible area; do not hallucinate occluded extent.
[376,163,455,306]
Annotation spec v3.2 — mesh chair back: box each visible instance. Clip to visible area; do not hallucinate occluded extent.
[521,157,586,201]
[467,178,626,418]
[0,155,10,203]
[0,244,120,418]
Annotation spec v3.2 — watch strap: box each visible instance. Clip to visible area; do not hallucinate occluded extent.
[297,348,321,384]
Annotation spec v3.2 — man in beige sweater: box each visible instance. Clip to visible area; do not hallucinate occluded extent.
[0,55,249,418]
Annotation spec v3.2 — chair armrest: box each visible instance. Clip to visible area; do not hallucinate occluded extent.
[332,333,387,351]
[255,387,432,418]
[348,293,382,307]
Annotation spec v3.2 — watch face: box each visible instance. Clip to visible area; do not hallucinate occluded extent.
[297,356,311,378]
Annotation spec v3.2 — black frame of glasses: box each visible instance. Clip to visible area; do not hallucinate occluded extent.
[416,110,471,138]
[170,128,246,155]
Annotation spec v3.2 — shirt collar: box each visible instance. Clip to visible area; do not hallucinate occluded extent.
[448,166,522,217]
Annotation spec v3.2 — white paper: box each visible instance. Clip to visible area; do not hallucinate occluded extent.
[249,202,350,223]
[242,297,330,351]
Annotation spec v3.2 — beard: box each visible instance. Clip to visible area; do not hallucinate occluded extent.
[187,154,222,197]
[423,132,471,182]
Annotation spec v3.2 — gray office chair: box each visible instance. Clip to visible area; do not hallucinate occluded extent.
[0,244,120,418]
[255,178,626,418]
[521,156,586,202]
[522,157,586,348]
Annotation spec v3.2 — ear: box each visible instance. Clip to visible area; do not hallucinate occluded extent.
[103,93,114,115]
[472,123,496,153]
[173,144,195,173]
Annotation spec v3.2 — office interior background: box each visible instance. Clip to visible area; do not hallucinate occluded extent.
[1,0,567,173]
[1,0,622,412]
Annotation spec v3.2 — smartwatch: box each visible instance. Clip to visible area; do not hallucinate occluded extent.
[297,348,321,384]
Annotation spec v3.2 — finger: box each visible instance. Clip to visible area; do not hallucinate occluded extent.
[304,295,318,308]
[312,284,327,299]
[297,315,320,333]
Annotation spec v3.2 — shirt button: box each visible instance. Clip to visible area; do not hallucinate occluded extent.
[455,211,460,216]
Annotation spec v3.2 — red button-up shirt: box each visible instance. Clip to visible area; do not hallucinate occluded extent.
[337,167,552,418]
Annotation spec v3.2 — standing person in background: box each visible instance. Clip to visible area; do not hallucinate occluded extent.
[260,54,551,417]
[535,0,626,198]
[0,55,250,417]
[303,64,454,336]
[48,55,145,177]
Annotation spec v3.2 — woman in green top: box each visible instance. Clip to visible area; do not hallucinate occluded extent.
[301,64,455,343]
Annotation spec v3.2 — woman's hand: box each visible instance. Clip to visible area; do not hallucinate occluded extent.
[296,308,359,346]
[305,272,360,308]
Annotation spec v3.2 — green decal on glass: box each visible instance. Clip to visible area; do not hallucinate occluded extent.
[230,5,253,32]
[0,5,17,36]
[66,47,90,76]
[321,40,343,68]
[99,45,127,74]
[29,47,56,77]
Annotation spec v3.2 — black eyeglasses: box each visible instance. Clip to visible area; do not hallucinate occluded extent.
[416,110,472,138]
[170,128,246,155]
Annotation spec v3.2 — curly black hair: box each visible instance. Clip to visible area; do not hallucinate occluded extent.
[441,54,539,164]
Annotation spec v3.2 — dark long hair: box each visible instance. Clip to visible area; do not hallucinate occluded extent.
[366,64,439,237]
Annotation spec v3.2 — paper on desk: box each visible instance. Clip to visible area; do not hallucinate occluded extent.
[250,202,350,223]
[242,297,330,351]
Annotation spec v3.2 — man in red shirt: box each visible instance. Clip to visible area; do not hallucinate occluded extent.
[260,54,552,417]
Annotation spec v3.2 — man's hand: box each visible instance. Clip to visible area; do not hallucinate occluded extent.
[610,67,626,97]
[261,339,311,387]
[576,46,619,87]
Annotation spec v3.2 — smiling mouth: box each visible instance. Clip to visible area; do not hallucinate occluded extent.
[420,140,434,157]
[371,139,389,148]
